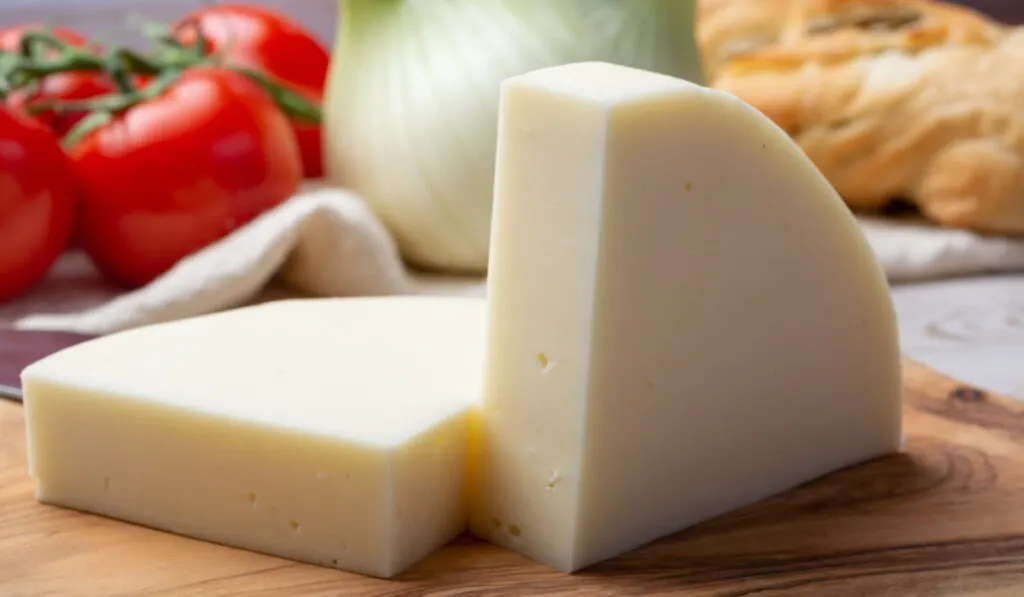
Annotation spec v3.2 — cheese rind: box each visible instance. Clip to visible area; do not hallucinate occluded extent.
[471,62,903,572]
[22,297,487,579]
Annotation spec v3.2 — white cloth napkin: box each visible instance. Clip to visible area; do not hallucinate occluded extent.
[858,216,1024,282]
[11,182,1024,336]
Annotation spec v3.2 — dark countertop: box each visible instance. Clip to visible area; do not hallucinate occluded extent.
[950,0,1024,23]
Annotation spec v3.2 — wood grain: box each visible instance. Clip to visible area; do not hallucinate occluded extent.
[2,359,1024,595]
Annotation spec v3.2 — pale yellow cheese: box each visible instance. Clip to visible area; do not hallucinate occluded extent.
[22,296,486,579]
[471,62,903,572]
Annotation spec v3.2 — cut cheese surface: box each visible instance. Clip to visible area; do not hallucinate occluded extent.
[471,62,903,573]
[22,296,487,579]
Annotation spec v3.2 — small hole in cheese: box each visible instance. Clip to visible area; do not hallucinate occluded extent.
[247,492,257,505]
[290,520,300,532]
[545,471,562,490]
[684,182,693,191]
[508,524,522,537]
[491,516,502,528]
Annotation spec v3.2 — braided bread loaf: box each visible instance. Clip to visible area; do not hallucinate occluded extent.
[699,0,1024,234]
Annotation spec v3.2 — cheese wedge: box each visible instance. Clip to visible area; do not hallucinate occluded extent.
[470,62,903,572]
[22,296,486,579]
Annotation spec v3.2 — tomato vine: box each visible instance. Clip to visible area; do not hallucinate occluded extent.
[0,22,321,149]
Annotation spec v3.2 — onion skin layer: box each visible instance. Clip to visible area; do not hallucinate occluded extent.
[324,0,703,273]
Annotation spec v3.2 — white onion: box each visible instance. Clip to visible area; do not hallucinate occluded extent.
[324,0,703,273]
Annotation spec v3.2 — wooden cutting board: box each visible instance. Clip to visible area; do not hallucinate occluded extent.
[2,355,1024,596]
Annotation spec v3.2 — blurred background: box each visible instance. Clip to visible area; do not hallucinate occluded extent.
[0,1,338,44]
[0,0,1021,42]
[949,0,1024,22]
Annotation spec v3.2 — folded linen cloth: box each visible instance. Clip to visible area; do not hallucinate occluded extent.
[10,182,1024,336]
[858,216,1024,282]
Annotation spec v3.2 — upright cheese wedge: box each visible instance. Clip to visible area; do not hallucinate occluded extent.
[471,62,903,572]
[22,296,486,579]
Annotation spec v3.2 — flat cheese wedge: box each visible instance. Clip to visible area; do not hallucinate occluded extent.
[471,62,903,572]
[21,296,486,579]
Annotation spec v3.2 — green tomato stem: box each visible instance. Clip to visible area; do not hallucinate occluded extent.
[17,30,68,58]
[59,68,182,148]
[106,53,135,94]
[115,49,164,75]
[230,66,322,124]
[1,24,323,134]
[61,109,113,148]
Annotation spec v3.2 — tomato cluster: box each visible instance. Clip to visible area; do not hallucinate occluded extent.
[0,5,330,298]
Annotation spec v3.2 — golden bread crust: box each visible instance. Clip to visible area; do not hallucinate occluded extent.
[699,0,1024,234]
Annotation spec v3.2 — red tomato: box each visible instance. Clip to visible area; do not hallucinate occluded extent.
[0,24,115,135]
[0,23,87,48]
[0,108,77,303]
[69,67,302,288]
[175,4,329,178]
